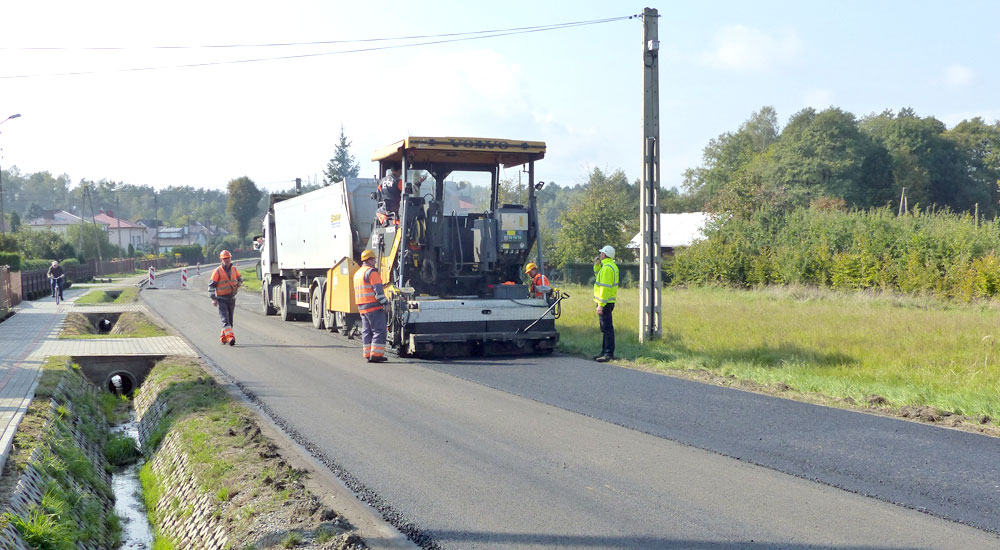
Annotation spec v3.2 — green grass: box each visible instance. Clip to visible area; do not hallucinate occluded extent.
[75,286,139,305]
[556,283,1000,423]
[241,265,262,293]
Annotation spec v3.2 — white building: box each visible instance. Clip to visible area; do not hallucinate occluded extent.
[94,211,146,252]
[27,210,108,236]
[628,212,711,256]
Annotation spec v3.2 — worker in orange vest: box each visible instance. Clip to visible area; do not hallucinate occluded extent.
[354,249,389,362]
[209,250,243,346]
[524,262,551,299]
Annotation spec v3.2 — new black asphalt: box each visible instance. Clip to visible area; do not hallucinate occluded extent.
[424,355,1000,534]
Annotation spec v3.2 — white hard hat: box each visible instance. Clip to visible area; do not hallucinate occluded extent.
[51,261,58,266]
[599,245,615,259]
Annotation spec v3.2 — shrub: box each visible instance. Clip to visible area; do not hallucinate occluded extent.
[0,252,20,270]
[171,245,204,264]
[670,206,1000,301]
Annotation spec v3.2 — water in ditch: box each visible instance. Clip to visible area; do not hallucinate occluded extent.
[111,413,154,549]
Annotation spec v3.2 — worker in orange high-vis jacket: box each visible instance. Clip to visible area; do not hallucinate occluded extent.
[524,262,551,299]
[354,249,389,362]
[209,250,243,346]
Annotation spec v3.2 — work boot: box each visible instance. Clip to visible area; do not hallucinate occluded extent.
[229,336,236,346]
[369,356,387,363]
[595,355,612,363]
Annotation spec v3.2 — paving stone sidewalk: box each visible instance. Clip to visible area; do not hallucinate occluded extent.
[0,287,196,474]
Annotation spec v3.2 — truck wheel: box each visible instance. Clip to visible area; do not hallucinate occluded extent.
[279,284,293,322]
[335,311,348,335]
[311,287,325,330]
[261,284,277,316]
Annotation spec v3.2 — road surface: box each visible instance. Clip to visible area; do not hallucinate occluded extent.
[141,266,1000,550]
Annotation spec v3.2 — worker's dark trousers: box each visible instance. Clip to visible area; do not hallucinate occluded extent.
[361,308,387,359]
[599,302,615,357]
[217,297,236,330]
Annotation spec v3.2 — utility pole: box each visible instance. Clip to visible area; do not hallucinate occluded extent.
[639,7,662,343]
[0,161,5,236]
[153,191,158,255]
[85,185,104,269]
[115,194,123,259]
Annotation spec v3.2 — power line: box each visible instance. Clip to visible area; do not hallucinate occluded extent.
[1,15,637,51]
[0,15,637,80]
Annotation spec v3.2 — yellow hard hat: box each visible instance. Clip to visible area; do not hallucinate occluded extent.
[524,262,537,274]
[361,249,376,262]
[219,250,232,259]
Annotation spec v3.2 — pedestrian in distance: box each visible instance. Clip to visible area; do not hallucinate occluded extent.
[593,245,619,362]
[209,250,243,346]
[47,260,65,303]
[354,249,389,363]
[524,262,551,299]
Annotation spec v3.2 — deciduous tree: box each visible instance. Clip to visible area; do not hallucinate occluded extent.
[226,176,262,241]
[554,168,637,266]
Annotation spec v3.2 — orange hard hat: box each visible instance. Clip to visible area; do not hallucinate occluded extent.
[219,250,232,259]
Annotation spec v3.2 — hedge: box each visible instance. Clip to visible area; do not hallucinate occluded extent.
[0,252,20,271]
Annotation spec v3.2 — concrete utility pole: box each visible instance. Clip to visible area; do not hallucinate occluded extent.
[639,7,663,343]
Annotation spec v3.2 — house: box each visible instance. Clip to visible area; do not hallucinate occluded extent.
[155,226,208,254]
[94,210,146,252]
[627,212,711,256]
[27,209,108,236]
[135,218,161,249]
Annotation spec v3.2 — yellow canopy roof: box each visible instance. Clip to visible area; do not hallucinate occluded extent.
[371,136,546,167]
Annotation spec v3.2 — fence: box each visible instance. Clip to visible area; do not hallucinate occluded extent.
[552,262,641,287]
[89,257,172,275]
[0,267,12,314]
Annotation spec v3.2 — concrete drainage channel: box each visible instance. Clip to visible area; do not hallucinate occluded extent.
[0,355,369,550]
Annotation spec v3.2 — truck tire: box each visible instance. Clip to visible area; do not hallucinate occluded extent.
[261,284,277,316]
[311,286,325,330]
[279,284,293,322]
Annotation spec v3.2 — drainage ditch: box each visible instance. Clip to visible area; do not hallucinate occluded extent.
[0,356,366,550]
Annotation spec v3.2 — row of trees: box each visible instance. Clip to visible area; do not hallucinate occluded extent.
[680,107,1000,218]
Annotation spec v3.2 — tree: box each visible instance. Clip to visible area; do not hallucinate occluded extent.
[763,107,893,208]
[323,125,361,185]
[944,117,1000,218]
[554,168,637,266]
[683,106,780,207]
[226,176,262,241]
[26,202,44,220]
[8,211,20,232]
[65,224,108,261]
[860,108,974,212]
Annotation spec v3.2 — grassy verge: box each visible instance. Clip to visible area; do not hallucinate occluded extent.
[75,286,140,305]
[0,357,127,549]
[138,358,358,549]
[241,264,262,293]
[60,312,168,339]
[103,269,147,279]
[556,284,1000,429]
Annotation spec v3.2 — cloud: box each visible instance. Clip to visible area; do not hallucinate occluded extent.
[943,64,974,89]
[698,25,801,72]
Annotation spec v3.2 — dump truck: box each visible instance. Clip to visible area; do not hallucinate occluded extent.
[258,136,560,356]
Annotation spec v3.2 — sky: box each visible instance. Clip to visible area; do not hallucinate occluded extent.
[1,0,998,196]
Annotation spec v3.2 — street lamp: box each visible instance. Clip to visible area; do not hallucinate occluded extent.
[0,113,22,236]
